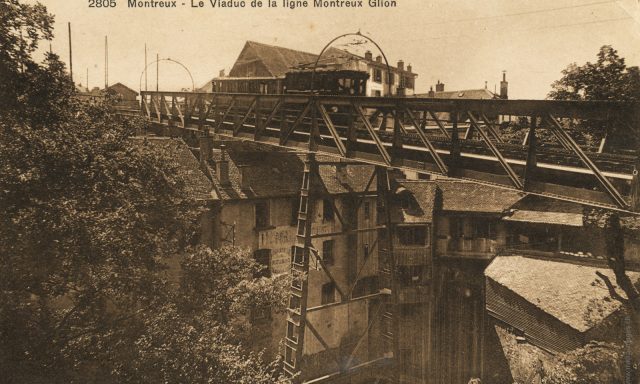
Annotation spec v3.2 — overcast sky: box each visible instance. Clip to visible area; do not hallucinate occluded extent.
[33,0,640,99]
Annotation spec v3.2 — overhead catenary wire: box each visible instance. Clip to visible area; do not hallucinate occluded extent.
[419,0,619,26]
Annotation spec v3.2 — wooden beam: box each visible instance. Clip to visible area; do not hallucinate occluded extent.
[305,319,343,368]
[309,247,348,301]
[345,304,383,369]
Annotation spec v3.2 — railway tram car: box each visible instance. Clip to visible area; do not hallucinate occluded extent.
[212,69,369,96]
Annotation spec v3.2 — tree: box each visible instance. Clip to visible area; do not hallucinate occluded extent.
[582,211,640,384]
[549,45,640,148]
[0,1,289,382]
[542,341,624,384]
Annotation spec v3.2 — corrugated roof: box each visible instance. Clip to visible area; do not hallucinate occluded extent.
[485,255,640,332]
[131,137,213,201]
[436,180,525,213]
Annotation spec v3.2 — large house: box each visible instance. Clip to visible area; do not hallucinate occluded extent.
[202,40,418,97]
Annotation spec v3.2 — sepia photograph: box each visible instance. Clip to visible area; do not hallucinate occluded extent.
[1,0,639,383]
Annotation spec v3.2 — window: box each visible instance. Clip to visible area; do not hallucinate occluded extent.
[474,219,497,239]
[397,226,426,246]
[290,199,299,226]
[374,90,382,97]
[322,240,334,266]
[364,202,371,220]
[321,282,336,304]
[398,265,425,286]
[373,69,382,83]
[364,243,370,259]
[322,199,334,222]
[255,201,270,229]
[253,249,271,278]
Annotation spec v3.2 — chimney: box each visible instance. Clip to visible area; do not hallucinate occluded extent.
[435,80,444,92]
[485,81,488,90]
[199,130,213,165]
[375,55,382,63]
[219,69,225,77]
[239,166,250,190]
[428,86,435,98]
[336,163,348,185]
[500,71,508,99]
[397,60,404,71]
[364,50,373,61]
[407,64,412,73]
[216,144,230,187]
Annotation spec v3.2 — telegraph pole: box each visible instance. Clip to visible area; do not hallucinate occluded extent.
[156,53,159,92]
[144,44,148,91]
[68,22,73,82]
[104,36,109,88]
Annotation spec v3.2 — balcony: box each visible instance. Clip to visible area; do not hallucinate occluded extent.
[436,237,497,260]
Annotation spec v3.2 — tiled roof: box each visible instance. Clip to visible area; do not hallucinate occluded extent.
[485,255,640,332]
[130,137,213,201]
[392,181,439,223]
[316,163,377,195]
[415,88,499,99]
[210,148,303,200]
[435,179,525,213]
[231,41,318,77]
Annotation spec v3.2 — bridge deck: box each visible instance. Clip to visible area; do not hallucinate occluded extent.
[136,91,640,213]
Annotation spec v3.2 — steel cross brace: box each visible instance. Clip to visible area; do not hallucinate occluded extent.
[352,102,392,165]
[216,96,236,131]
[281,100,313,146]
[467,111,523,189]
[317,101,347,157]
[546,113,628,208]
[404,108,448,174]
[233,97,256,136]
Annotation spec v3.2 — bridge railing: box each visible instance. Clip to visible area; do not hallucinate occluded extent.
[138,91,640,213]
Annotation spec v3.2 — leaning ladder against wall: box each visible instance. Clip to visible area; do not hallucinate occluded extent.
[284,154,316,380]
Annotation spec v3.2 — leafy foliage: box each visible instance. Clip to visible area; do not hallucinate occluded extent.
[0,1,289,382]
[542,342,623,384]
[548,45,640,147]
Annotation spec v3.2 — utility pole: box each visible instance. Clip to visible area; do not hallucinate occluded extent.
[144,43,148,91]
[68,22,73,82]
[156,53,159,92]
[86,67,89,91]
[104,36,109,88]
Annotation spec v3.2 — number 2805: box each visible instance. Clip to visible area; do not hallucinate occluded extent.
[89,0,116,7]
